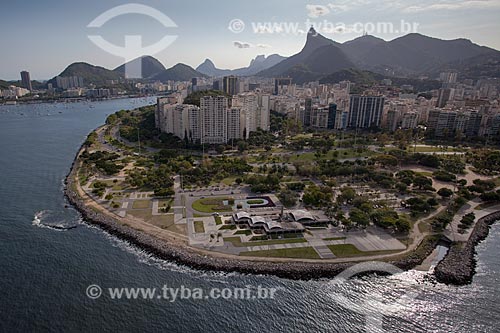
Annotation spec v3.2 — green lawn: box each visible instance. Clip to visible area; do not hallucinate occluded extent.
[327,244,364,257]
[219,224,237,230]
[222,177,237,186]
[288,149,373,162]
[407,146,466,153]
[239,247,320,259]
[192,197,233,213]
[327,244,399,258]
[247,199,265,205]
[92,179,124,191]
[132,200,151,209]
[234,230,252,236]
[158,198,173,206]
[194,220,205,233]
[223,237,307,247]
[214,216,223,225]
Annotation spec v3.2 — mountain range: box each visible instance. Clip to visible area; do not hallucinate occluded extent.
[257,27,500,83]
[4,29,500,88]
[44,53,285,87]
[46,56,207,87]
[196,54,286,77]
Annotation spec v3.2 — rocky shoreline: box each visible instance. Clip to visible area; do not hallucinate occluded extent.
[64,153,444,280]
[434,211,500,285]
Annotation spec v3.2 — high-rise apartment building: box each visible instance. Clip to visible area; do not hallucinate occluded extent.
[156,93,271,144]
[348,95,385,129]
[303,98,312,127]
[20,71,32,91]
[436,88,455,108]
[200,96,228,144]
[222,76,238,96]
[274,78,292,95]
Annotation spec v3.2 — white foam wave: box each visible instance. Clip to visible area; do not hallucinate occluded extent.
[32,209,82,231]
[82,223,240,280]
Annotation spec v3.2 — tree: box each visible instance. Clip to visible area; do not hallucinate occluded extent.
[418,154,440,168]
[373,154,399,167]
[338,187,356,204]
[303,185,333,207]
[395,217,411,233]
[480,191,500,203]
[437,188,453,199]
[413,175,432,190]
[215,145,225,154]
[349,208,370,227]
[405,197,431,216]
[278,189,298,207]
[237,141,248,152]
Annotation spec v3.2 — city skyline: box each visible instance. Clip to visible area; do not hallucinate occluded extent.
[1,0,500,80]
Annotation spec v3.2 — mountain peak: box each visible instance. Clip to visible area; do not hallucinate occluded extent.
[201,58,216,67]
[152,63,206,82]
[303,27,337,54]
[113,56,166,79]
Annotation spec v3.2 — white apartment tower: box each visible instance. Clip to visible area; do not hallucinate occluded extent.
[200,96,228,144]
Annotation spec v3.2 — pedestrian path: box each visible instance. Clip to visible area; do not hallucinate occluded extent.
[313,245,336,259]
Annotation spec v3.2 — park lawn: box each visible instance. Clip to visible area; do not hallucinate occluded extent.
[194,220,205,233]
[92,179,124,191]
[127,209,155,223]
[289,153,315,162]
[288,149,373,163]
[132,200,151,209]
[407,146,466,153]
[222,177,237,186]
[327,244,400,258]
[158,198,173,207]
[224,237,307,247]
[418,220,432,233]
[157,198,173,213]
[192,197,233,213]
[214,216,223,225]
[234,230,252,236]
[219,224,237,230]
[325,149,374,159]
[239,247,320,259]
[247,199,265,205]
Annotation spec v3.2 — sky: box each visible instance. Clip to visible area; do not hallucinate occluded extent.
[1,0,500,80]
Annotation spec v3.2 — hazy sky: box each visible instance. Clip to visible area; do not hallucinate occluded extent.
[1,0,500,80]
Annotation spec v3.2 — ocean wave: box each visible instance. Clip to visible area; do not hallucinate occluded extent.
[32,209,81,231]
[81,222,241,281]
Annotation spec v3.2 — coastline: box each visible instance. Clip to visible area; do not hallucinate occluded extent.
[434,211,500,285]
[64,138,498,283]
[0,94,155,106]
[64,142,442,280]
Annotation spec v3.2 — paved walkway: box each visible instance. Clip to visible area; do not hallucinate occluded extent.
[313,245,336,259]
[445,199,500,242]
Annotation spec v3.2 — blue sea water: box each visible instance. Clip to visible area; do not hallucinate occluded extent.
[0,98,499,332]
